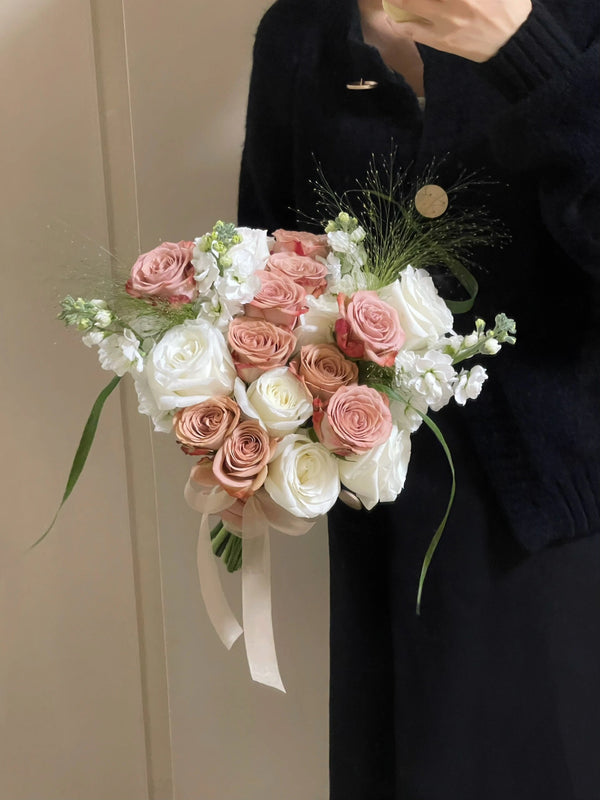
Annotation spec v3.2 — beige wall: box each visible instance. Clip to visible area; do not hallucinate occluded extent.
[0,2,329,799]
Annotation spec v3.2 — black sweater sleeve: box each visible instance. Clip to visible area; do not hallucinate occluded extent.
[477,0,600,274]
[238,1,307,232]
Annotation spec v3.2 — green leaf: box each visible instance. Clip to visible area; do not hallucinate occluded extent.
[32,375,122,548]
[413,413,456,616]
[371,382,456,615]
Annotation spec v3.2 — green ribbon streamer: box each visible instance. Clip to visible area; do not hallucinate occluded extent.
[412,411,456,615]
[372,384,456,615]
[32,375,122,548]
[442,256,479,315]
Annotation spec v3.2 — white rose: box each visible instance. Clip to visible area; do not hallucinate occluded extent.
[379,266,454,351]
[133,372,173,432]
[191,247,219,293]
[145,318,236,411]
[294,293,339,349]
[234,370,313,435]
[339,425,411,510]
[265,434,340,518]
[453,365,488,405]
[97,329,143,376]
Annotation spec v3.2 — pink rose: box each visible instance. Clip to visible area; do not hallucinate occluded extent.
[335,291,405,367]
[126,241,196,304]
[212,420,276,500]
[228,317,297,383]
[245,270,308,329]
[173,396,241,456]
[293,343,359,402]
[271,229,330,260]
[266,252,329,298]
[313,384,393,456]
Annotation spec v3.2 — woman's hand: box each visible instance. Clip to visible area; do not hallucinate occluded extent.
[384,0,532,62]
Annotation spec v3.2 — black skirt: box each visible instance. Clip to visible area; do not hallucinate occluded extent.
[328,409,600,800]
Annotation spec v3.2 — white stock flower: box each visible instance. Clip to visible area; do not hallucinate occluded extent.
[191,247,219,293]
[234,370,313,435]
[145,318,236,411]
[294,293,339,348]
[93,309,113,329]
[97,329,143,376]
[379,266,454,351]
[390,394,428,433]
[227,227,270,285]
[339,425,411,510]
[327,230,367,271]
[483,337,501,355]
[395,349,456,412]
[197,294,235,332]
[453,365,488,405]
[265,434,340,518]
[82,330,105,348]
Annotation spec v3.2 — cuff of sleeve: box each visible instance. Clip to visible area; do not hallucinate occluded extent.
[478,2,581,102]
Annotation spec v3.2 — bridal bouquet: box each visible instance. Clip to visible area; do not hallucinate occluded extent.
[45,175,515,690]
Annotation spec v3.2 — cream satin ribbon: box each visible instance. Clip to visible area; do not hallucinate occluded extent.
[185,475,318,692]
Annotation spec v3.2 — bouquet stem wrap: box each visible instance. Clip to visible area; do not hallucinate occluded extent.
[185,473,317,691]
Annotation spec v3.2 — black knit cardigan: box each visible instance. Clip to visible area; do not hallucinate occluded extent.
[238,0,600,552]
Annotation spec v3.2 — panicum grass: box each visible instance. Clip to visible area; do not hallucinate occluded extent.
[304,153,508,297]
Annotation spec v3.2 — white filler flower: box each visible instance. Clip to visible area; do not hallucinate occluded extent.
[395,349,456,412]
[97,329,143,376]
[145,318,236,411]
[265,434,340,518]
[339,425,411,510]
[453,365,488,405]
[380,266,454,351]
[234,370,313,436]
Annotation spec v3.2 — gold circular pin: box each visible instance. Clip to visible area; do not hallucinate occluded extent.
[415,184,449,218]
[346,79,378,91]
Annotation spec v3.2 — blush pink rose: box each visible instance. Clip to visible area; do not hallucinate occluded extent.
[126,241,196,304]
[173,396,240,456]
[212,420,276,500]
[271,229,330,260]
[266,252,329,298]
[313,384,393,456]
[335,291,405,367]
[245,270,308,329]
[293,343,359,402]
[228,317,297,383]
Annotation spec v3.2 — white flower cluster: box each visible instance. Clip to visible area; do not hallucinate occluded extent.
[379,265,491,432]
[325,212,369,294]
[192,226,269,330]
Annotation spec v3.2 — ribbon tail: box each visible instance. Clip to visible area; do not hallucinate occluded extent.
[196,512,243,650]
[242,534,285,693]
